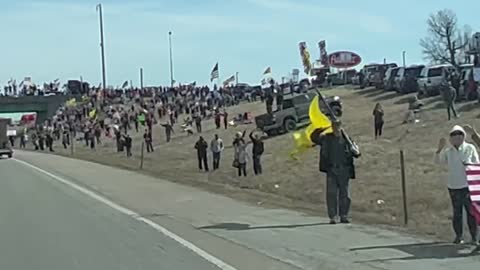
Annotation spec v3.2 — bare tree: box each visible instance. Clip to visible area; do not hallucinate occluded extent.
[420,9,471,68]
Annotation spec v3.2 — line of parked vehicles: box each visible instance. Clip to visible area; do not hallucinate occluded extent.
[354,62,479,100]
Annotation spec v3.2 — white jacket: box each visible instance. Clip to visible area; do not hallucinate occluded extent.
[434,142,479,189]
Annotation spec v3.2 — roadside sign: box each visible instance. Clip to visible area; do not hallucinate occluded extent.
[328,51,362,69]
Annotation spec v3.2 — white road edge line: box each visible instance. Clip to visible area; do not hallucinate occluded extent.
[12,158,237,270]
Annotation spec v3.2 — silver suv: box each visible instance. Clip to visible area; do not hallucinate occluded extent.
[418,65,456,96]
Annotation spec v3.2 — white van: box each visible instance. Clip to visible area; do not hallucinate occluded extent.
[418,64,456,96]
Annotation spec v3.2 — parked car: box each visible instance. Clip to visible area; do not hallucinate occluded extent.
[255,92,342,136]
[384,67,401,91]
[327,73,345,86]
[393,67,405,92]
[339,69,357,84]
[418,64,456,96]
[459,64,478,100]
[373,63,398,89]
[360,64,381,88]
[396,65,425,94]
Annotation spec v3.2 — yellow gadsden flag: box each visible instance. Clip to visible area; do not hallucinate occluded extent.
[290,95,332,159]
[89,109,97,119]
[66,98,76,107]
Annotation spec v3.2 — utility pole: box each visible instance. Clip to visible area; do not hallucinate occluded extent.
[97,4,107,90]
[402,51,406,67]
[140,68,144,90]
[80,76,83,94]
[169,31,174,88]
[235,72,239,85]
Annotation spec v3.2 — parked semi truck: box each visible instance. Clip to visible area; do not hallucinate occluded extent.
[0,118,13,158]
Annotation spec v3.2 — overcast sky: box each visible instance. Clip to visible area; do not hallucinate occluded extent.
[1,0,479,87]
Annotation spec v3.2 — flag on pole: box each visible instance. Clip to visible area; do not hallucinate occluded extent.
[210,63,219,82]
[466,165,480,224]
[121,80,129,88]
[299,42,312,75]
[223,75,235,86]
[263,67,272,75]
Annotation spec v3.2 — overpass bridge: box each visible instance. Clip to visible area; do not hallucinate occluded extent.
[0,95,70,124]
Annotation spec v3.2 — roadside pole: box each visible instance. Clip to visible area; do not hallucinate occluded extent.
[140,142,145,169]
[400,150,408,225]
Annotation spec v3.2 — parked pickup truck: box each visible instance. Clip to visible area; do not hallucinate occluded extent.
[255,92,342,136]
[0,118,13,159]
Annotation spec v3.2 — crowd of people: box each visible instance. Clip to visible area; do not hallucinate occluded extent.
[6,82,273,179]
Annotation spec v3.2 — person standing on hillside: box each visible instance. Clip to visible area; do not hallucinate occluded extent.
[195,136,209,172]
[223,109,229,129]
[144,129,154,153]
[124,134,132,157]
[210,134,224,170]
[434,125,479,245]
[161,121,174,142]
[372,103,384,139]
[194,113,202,133]
[235,139,248,177]
[440,79,458,121]
[214,109,221,129]
[249,130,265,175]
[311,120,361,224]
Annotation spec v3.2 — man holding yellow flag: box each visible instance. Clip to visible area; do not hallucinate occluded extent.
[294,92,360,224]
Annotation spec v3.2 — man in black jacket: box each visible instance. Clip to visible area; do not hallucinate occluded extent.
[311,120,360,224]
[195,136,209,172]
[249,130,264,175]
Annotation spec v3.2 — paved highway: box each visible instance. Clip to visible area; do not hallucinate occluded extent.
[4,151,480,270]
[0,158,221,270]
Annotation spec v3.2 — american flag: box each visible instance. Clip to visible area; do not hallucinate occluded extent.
[465,164,480,224]
[210,63,219,82]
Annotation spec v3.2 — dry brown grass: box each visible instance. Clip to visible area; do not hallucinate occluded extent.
[38,86,480,240]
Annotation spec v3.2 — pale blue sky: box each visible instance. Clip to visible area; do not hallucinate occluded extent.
[0,0,479,87]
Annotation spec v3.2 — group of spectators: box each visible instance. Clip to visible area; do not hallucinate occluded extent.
[6,82,270,176]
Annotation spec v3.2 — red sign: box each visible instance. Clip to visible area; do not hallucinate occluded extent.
[328,51,362,68]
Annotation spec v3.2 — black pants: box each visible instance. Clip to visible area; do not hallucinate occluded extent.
[447,101,458,120]
[448,188,478,240]
[224,121,228,129]
[198,153,209,171]
[238,162,247,177]
[196,124,202,133]
[253,155,262,175]
[126,147,132,157]
[374,122,384,138]
[326,171,351,220]
[212,152,221,170]
[146,141,154,152]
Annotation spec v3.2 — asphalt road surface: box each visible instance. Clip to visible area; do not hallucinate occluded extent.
[0,159,222,270]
